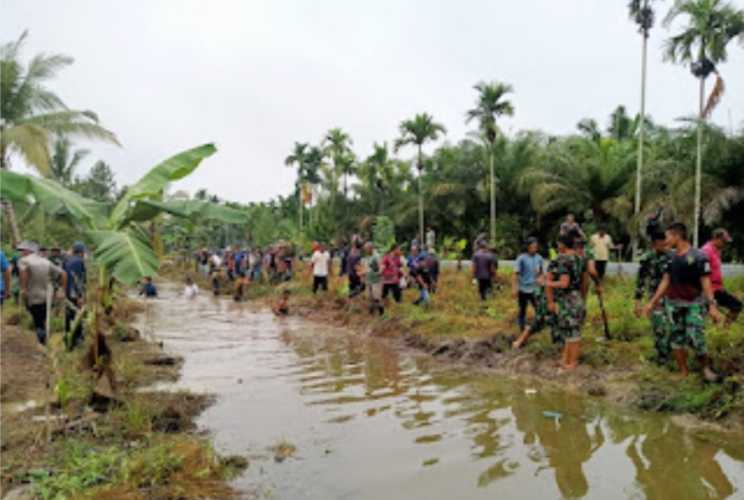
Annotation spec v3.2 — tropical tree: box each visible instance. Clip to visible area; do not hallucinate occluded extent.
[49,135,89,185]
[284,141,310,231]
[0,144,245,294]
[0,31,119,244]
[394,113,446,243]
[322,128,354,198]
[466,81,515,243]
[663,0,744,245]
[521,137,635,227]
[75,160,117,202]
[576,118,602,143]
[628,0,664,249]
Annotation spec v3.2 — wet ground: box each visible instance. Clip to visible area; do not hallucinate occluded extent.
[142,285,744,499]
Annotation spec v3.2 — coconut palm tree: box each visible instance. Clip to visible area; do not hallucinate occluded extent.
[394,113,446,243]
[628,0,663,249]
[285,141,310,231]
[663,0,744,245]
[0,31,119,244]
[50,135,89,185]
[465,81,514,243]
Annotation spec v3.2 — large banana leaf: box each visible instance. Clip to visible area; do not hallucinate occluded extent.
[87,229,159,285]
[110,143,217,227]
[127,199,248,225]
[0,169,108,229]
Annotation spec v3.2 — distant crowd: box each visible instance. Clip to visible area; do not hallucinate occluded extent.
[1,212,740,381]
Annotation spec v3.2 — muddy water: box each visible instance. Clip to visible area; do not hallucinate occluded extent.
[142,286,744,499]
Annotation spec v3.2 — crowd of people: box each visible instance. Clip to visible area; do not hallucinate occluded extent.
[1,211,740,380]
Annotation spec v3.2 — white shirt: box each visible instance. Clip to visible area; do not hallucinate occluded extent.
[311,250,331,277]
[209,254,222,267]
[590,233,614,261]
[184,284,199,299]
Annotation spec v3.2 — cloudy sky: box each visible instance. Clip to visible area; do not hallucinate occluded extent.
[3,0,744,203]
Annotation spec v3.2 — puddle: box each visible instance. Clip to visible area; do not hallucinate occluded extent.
[141,284,744,499]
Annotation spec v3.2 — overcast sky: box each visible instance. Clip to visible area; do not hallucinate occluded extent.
[3,0,744,203]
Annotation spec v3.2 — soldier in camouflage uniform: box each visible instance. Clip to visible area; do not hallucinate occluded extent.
[546,234,587,369]
[634,229,672,363]
[643,223,723,380]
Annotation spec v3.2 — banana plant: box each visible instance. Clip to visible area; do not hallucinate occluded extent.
[0,143,246,291]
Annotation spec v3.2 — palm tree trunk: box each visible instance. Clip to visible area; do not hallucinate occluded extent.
[298,185,303,232]
[0,148,22,247]
[633,30,648,259]
[489,149,496,244]
[694,76,704,247]
[417,145,424,245]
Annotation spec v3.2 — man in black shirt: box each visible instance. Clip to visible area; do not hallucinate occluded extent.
[644,223,722,379]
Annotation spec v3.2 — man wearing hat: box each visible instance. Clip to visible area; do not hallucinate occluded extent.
[701,228,742,325]
[63,242,87,348]
[512,237,544,331]
[18,241,67,345]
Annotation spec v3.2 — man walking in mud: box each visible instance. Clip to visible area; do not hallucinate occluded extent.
[643,223,722,380]
[362,242,383,315]
[512,237,543,331]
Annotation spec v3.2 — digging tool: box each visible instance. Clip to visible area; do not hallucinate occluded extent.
[595,284,611,341]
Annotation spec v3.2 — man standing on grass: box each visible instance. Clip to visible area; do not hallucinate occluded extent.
[589,227,615,281]
[382,244,403,303]
[644,223,722,380]
[362,242,383,315]
[18,241,67,345]
[310,242,331,294]
[512,237,544,331]
[472,240,496,301]
[701,228,742,325]
[63,242,87,349]
[634,229,672,364]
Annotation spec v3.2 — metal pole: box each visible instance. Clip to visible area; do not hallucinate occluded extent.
[694,76,704,247]
[634,27,648,258]
[417,146,424,245]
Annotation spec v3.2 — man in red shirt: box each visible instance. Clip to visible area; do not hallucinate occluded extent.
[701,228,742,325]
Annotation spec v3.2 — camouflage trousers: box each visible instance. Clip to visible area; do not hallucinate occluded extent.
[666,301,707,356]
[551,290,586,345]
[650,302,672,363]
[528,288,553,334]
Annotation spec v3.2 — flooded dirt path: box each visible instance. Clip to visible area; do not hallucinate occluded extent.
[141,285,744,499]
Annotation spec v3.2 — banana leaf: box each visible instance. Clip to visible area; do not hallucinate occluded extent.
[128,199,248,225]
[87,229,159,285]
[0,169,108,229]
[109,143,217,226]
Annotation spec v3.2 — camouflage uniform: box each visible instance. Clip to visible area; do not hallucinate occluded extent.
[635,250,672,362]
[549,254,586,345]
[664,249,712,357]
[528,285,552,334]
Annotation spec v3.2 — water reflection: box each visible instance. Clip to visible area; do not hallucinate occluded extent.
[281,329,743,499]
[146,287,744,500]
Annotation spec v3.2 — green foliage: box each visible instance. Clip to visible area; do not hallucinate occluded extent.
[373,216,396,252]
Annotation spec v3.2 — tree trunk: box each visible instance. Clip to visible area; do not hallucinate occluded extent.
[694,76,704,247]
[0,148,22,247]
[489,149,496,244]
[298,185,303,232]
[417,145,424,245]
[633,29,648,260]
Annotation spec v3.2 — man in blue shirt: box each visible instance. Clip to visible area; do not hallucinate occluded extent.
[0,250,10,305]
[512,237,544,330]
[63,242,87,348]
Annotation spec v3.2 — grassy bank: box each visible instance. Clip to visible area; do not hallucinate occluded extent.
[195,260,744,430]
[0,297,246,499]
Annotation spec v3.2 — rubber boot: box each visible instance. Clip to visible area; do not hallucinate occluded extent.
[672,348,689,377]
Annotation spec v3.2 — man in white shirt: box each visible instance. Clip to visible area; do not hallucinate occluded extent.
[310,242,331,294]
[590,228,615,280]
